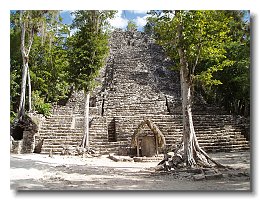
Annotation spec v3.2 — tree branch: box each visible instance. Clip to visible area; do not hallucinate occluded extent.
[25,26,34,57]
[192,42,202,75]
[20,11,26,57]
[176,11,190,82]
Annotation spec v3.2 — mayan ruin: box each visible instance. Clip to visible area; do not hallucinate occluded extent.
[9,9,252,191]
[10,30,249,156]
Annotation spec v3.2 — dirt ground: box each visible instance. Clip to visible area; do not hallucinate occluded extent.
[10,151,250,191]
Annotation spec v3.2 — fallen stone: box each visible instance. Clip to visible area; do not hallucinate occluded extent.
[108,154,133,162]
[193,174,205,181]
[205,173,223,180]
[154,165,164,171]
[133,156,163,162]
[204,169,217,175]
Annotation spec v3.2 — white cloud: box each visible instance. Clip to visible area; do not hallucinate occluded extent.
[129,10,149,14]
[109,11,148,31]
[69,27,78,36]
[109,10,128,29]
[60,10,69,13]
[59,10,75,21]
[134,15,148,28]
[70,11,76,19]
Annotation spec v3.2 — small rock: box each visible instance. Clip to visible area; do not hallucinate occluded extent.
[205,173,223,180]
[154,165,164,171]
[49,149,53,158]
[204,169,217,175]
[193,174,205,181]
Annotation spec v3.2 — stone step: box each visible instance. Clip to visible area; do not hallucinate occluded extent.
[202,145,250,151]
[39,129,82,133]
[41,143,123,155]
[198,141,249,147]
[40,126,72,130]
[41,148,66,154]
[39,132,107,138]
[42,143,80,149]
[39,104,249,155]
[41,143,79,149]
[198,139,248,144]
[41,136,82,141]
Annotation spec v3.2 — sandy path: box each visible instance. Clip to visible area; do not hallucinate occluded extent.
[10,151,250,191]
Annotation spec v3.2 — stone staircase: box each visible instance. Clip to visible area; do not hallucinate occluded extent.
[37,115,81,154]
[35,30,249,155]
[37,113,249,155]
[111,114,249,153]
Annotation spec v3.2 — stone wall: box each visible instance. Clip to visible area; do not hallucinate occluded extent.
[11,113,45,154]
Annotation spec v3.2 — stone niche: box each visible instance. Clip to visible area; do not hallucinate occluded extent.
[140,136,156,157]
[11,130,36,154]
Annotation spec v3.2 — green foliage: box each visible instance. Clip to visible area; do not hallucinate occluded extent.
[10,69,21,119]
[150,11,233,84]
[10,10,114,119]
[127,20,137,31]
[147,10,250,116]
[144,13,156,35]
[195,59,235,88]
[68,10,116,93]
[211,11,250,116]
[32,91,52,116]
[10,13,23,118]
[10,10,71,119]
[29,30,70,103]
[10,111,17,123]
[195,11,250,116]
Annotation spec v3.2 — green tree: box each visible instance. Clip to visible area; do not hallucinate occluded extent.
[29,23,70,104]
[149,10,237,168]
[10,10,71,119]
[15,10,60,120]
[212,11,250,117]
[68,10,116,148]
[126,20,137,31]
[10,13,22,121]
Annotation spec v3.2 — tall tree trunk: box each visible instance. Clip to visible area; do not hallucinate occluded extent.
[17,11,34,119]
[18,59,28,119]
[27,66,32,112]
[176,13,224,168]
[180,67,196,167]
[81,91,90,148]
[154,11,226,170]
[176,12,197,167]
[179,60,224,168]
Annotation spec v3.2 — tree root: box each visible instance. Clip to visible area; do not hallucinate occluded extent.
[158,143,227,171]
[198,147,226,168]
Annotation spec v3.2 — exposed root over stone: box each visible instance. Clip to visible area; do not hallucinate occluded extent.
[158,142,227,173]
[153,162,249,182]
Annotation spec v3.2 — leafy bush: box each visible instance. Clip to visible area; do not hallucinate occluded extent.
[32,91,52,116]
[10,110,17,123]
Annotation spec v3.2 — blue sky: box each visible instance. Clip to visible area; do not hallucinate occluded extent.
[60,10,149,31]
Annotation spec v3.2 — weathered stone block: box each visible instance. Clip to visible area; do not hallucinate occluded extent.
[11,140,23,154]
[193,174,206,181]
[19,131,36,154]
[205,173,223,180]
